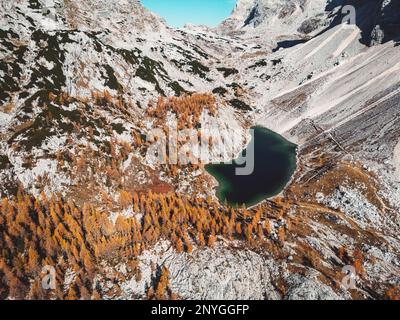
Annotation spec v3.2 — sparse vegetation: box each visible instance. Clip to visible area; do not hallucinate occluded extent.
[147,93,217,130]
[217,67,239,78]
[229,98,252,111]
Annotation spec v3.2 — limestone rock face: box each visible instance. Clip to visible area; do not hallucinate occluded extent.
[218,0,400,46]
[326,0,400,45]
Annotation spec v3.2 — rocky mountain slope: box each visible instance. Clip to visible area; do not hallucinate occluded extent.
[219,0,400,47]
[0,0,249,202]
[218,0,330,40]
[0,0,399,300]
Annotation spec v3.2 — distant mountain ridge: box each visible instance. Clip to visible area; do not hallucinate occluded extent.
[218,0,400,46]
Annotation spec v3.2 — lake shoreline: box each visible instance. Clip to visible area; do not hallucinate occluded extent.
[205,126,298,208]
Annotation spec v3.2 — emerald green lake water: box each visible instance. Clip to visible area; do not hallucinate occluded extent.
[206,126,297,208]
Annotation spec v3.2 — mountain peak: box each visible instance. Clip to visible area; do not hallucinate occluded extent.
[218,0,400,46]
[1,0,167,33]
[218,0,329,40]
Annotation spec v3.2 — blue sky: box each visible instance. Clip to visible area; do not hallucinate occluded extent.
[141,0,236,28]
